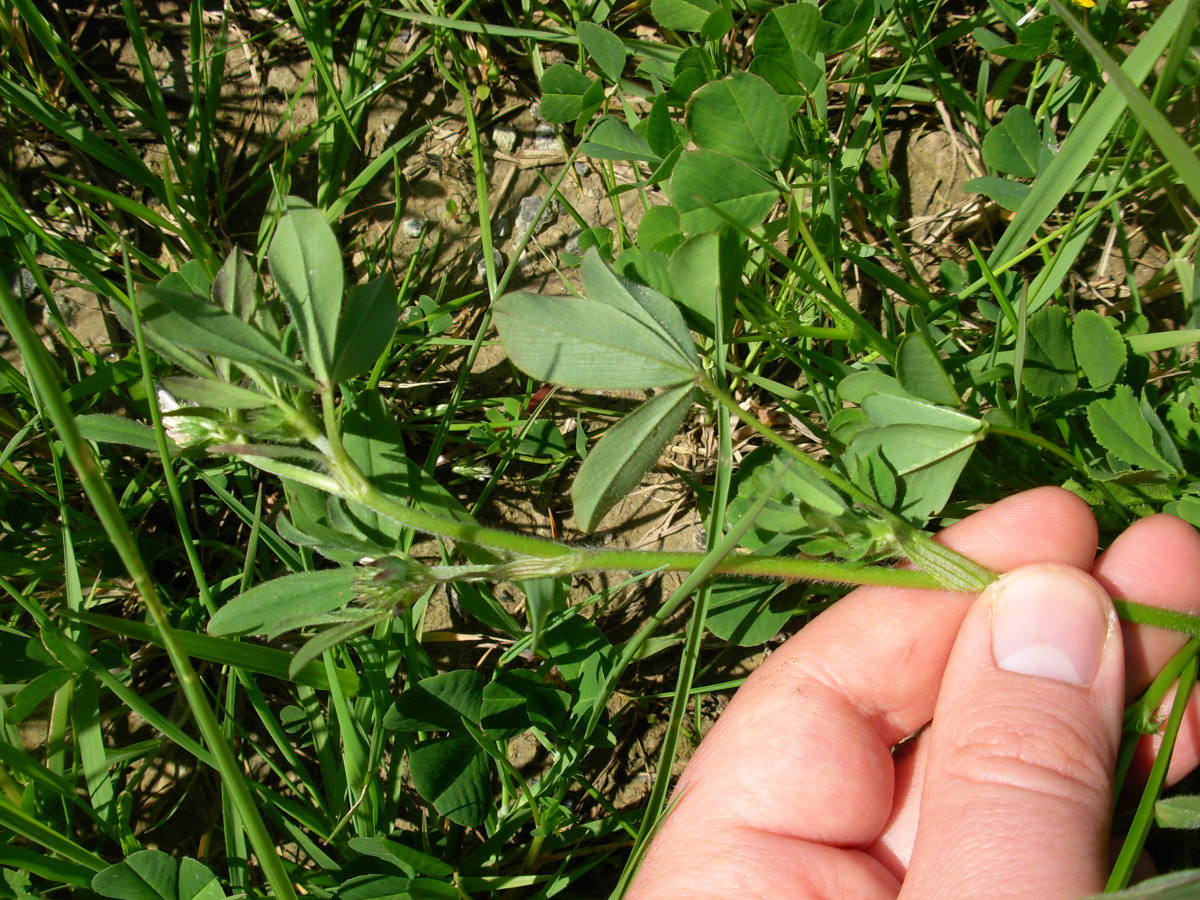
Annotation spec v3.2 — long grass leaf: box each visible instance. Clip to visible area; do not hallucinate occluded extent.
[988,0,1189,268]
[1049,0,1200,206]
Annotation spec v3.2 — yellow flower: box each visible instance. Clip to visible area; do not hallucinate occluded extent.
[1071,0,1097,8]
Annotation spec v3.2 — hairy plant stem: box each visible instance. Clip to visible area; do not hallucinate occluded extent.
[317,436,1200,638]
[0,279,298,898]
[339,470,943,588]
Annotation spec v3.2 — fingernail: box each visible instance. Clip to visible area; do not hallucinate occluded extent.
[988,565,1111,687]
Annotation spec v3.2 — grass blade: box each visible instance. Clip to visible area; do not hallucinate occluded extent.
[988,0,1190,268]
[1049,0,1200,206]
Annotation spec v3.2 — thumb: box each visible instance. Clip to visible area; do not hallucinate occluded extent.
[902,563,1124,899]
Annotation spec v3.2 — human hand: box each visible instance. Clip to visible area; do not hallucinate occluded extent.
[629,487,1200,898]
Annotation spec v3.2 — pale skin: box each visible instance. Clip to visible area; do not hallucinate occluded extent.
[629,487,1200,898]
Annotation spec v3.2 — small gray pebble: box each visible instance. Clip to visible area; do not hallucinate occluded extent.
[10,268,36,300]
[530,101,543,121]
[492,124,517,153]
[492,214,511,240]
[515,195,558,236]
[533,122,558,152]
[574,161,589,177]
[564,229,583,256]
[400,215,426,239]
[474,248,506,282]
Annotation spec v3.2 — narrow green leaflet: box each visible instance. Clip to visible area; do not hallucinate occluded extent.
[408,737,490,828]
[982,105,1041,178]
[581,116,661,164]
[346,837,455,879]
[207,568,361,637]
[268,196,344,385]
[685,73,790,172]
[1086,386,1174,472]
[494,252,699,390]
[330,275,399,383]
[668,149,778,233]
[75,414,160,452]
[522,576,567,653]
[578,22,627,82]
[651,0,718,32]
[157,376,272,410]
[580,247,696,360]
[1023,305,1077,398]
[210,248,257,321]
[139,285,315,388]
[539,63,603,124]
[573,384,695,532]
[1140,394,1184,471]
[646,93,684,157]
[64,609,357,693]
[1156,795,1200,829]
[1026,216,1100,315]
[287,615,383,679]
[896,332,958,406]
[92,851,226,900]
[1072,310,1126,390]
[7,669,72,724]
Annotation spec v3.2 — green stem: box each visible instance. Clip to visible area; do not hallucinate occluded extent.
[1107,651,1199,891]
[1113,600,1200,640]
[580,550,936,588]
[1114,638,1200,798]
[338,461,943,588]
[0,279,298,899]
[326,440,1200,637]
